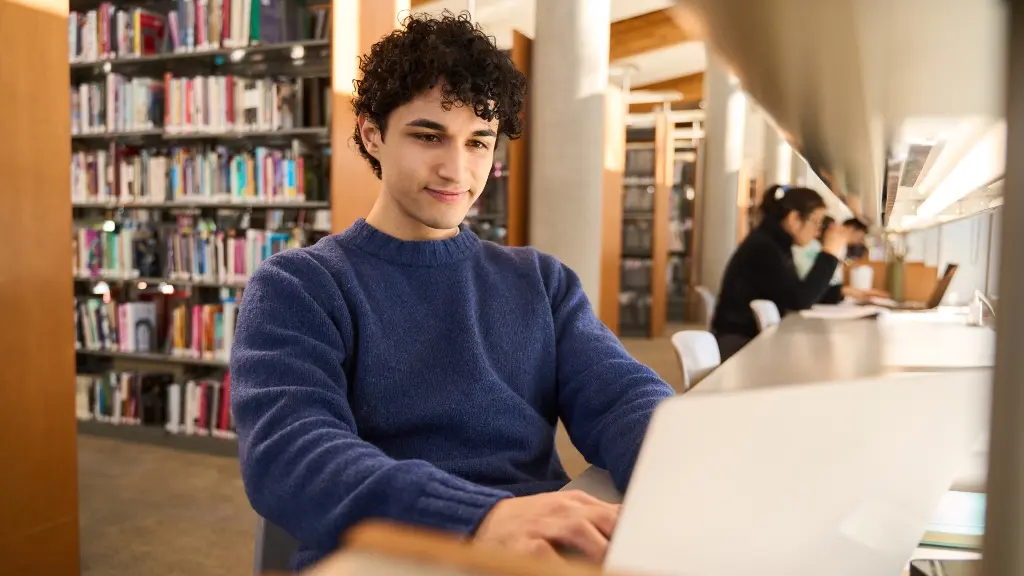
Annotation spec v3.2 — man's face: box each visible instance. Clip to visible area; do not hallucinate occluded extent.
[358,85,498,235]
[845,226,866,246]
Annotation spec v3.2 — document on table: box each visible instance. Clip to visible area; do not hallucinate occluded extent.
[800,305,887,320]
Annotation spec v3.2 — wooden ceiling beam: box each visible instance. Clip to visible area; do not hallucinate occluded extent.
[407,5,698,65]
[628,72,705,112]
[609,8,699,62]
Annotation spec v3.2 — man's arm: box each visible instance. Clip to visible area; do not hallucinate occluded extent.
[230,252,511,552]
[543,258,675,493]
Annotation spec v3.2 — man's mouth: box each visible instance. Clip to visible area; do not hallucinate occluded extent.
[425,188,466,204]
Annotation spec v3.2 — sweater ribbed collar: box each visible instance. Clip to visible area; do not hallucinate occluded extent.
[337,218,480,266]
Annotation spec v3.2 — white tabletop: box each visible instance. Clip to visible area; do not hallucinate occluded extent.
[692,311,995,395]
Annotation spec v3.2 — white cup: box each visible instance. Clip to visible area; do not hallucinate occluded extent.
[850,265,874,291]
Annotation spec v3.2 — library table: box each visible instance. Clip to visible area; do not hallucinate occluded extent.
[689,310,995,494]
[691,309,997,395]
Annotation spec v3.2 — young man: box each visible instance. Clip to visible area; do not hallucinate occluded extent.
[230,12,675,570]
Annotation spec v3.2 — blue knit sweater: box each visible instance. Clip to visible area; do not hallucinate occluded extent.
[230,219,674,569]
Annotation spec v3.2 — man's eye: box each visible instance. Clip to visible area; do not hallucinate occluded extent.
[415,134,441,143]
[468,140,489,150]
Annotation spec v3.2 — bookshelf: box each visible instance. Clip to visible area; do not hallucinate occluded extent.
[69,3,534,451]
[618,111,679,338]
[667,151,697,322]
[460,40,533,246]
[69,0,333,450]
[620,135,655,337]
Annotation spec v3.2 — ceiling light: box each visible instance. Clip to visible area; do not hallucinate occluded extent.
[917,121,1006,218]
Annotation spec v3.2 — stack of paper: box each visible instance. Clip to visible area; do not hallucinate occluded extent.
[800,305,887,320]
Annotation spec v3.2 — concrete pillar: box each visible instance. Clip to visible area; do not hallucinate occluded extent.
[763,124,796,187]
[529,0,611,304]
[695,54,746,294]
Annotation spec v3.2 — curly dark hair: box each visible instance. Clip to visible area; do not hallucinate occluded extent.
[351,11,528,178]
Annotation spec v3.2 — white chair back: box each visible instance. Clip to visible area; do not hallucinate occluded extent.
[749,299,781,332]
[694,286,716,330]
[670,330,722,391]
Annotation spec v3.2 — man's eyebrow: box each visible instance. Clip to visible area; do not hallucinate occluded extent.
[406,119,447,131]
[405,119,497,138]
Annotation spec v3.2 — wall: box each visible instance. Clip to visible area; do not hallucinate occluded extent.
[904,209,1002,303]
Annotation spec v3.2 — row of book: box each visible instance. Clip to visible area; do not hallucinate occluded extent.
[72,76,164,134]
[73,217,317,282]
[74,225,141,281]
[70,1,330,62]
[169,301,238,360]
[70,147,323,205]
[165,226,299,284]
[164,75,299,134]
[70,6,167,62]
[619,291,653,332]
[72,75,319,135]
[75,295,238,361]
[76,298,160,353]
[76,372,237,439]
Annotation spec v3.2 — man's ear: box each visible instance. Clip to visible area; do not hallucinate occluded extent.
[357,114,382,158]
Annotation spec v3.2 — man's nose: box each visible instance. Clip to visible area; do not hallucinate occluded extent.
[436,145,469,184]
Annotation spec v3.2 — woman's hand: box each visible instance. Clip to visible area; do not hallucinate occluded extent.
[821,225,850,257]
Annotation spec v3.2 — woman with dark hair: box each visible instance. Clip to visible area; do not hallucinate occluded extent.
[710,185,847,360]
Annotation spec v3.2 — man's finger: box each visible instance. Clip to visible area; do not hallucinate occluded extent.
[513,537,561,560]
[583,503,619,538]
[546,517,610,562]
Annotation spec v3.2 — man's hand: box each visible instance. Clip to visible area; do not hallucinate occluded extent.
[842,286,891,301]
[474,490,620,563]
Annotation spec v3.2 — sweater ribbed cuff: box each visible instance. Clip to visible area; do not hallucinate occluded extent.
[413,473,513,536]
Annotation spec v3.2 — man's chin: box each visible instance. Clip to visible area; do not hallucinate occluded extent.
[417,211,470,233]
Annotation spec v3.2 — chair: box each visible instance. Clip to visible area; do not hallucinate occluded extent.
[694,286,716,330]
[749,299,781,332]
[253,515,300,574]
[670,330,722,391]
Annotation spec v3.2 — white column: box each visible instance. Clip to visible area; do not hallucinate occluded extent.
[696,54,746,294]
[763,123,796,187]
[743,104,766,174]
[529,0,610,304]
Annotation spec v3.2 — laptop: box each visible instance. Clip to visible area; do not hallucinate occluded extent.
[600,370,991,576]
[868,264,959,310]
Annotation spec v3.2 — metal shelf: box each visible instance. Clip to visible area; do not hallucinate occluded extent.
[77,420,238,457]
[72,200,330,210]
[70,39,331,78]
[74,275,247,289]
[76,349,229,368]
[71,127,329,146]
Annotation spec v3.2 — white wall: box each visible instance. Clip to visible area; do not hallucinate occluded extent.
[988,208,1003,297]
[904,209,1002,303]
